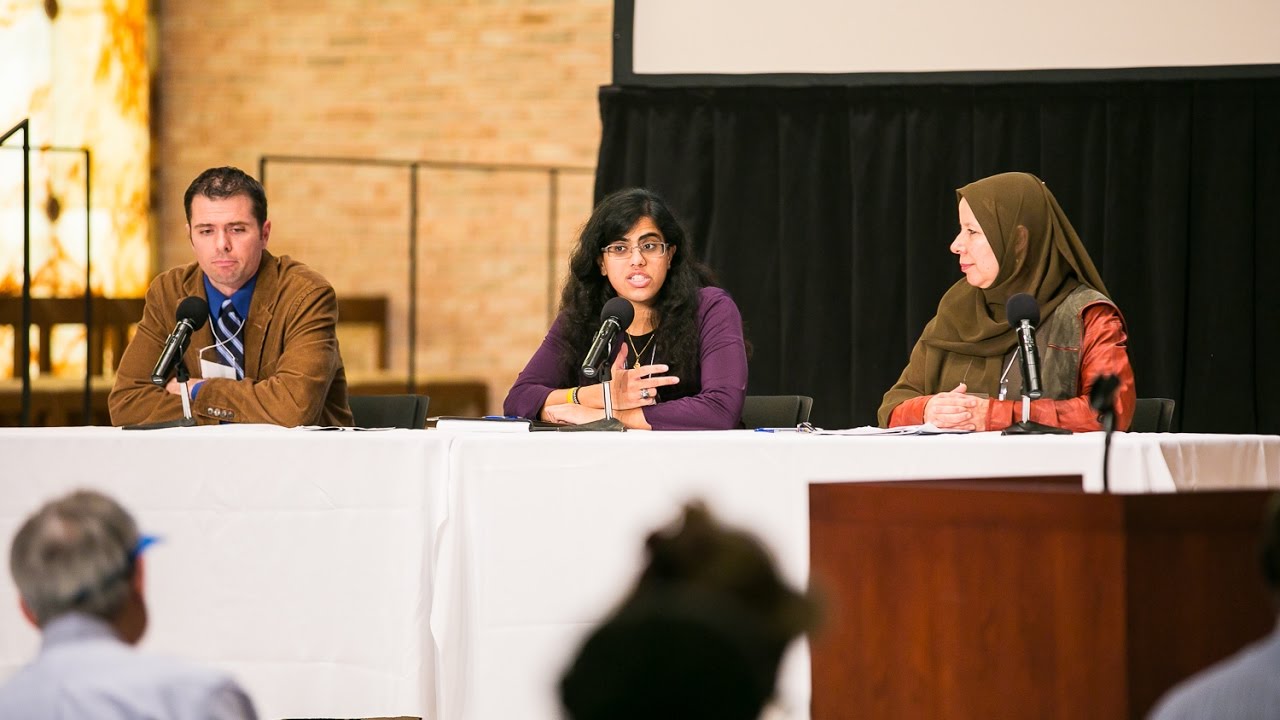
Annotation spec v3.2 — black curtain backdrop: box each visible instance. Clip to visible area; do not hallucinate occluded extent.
[594,78,1280,433]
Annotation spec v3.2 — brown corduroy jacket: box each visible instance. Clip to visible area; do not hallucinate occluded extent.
[109,251,352,427]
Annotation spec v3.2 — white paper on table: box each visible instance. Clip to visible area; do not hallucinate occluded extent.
[812,423,972,436]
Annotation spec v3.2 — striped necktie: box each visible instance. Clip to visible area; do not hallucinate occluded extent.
[212,298,245,380]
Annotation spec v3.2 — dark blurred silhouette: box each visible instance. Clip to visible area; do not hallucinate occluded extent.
[560,502,818,720]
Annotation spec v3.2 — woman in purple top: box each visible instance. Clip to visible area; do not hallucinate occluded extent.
[504,188,748,430]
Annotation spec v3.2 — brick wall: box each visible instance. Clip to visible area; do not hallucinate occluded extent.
[153,0,610,413]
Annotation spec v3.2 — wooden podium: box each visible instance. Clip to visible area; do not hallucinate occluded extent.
[809,478,1276,719]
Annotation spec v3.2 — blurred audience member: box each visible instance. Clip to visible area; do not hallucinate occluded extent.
[0,490,257,719]
[560,502,818,720]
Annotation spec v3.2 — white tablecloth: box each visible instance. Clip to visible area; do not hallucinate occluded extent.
[433,430,1280,719]
[0,425,453,719]
[1,428,1277,719]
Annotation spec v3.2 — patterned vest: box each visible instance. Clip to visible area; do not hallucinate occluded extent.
[1000,285,1112,400]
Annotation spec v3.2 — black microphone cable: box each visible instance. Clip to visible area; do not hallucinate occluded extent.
[1090,374,1122,492]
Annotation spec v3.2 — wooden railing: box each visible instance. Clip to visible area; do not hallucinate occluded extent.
[0,297,141,376]
[0,296,487,425]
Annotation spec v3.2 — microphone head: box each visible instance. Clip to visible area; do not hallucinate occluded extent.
[176,296,209,330]
[1006,293,1040,328]
[1089,373,1121,414]
[601,296,635,329]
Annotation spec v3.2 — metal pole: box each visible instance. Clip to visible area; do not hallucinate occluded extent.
[546,169,560,324]
[408,164,419,394]
[256,153,594,399]
[83,148,92,424]
[14,121,32,426]
[2,138,96,425]
[259,153,588,175]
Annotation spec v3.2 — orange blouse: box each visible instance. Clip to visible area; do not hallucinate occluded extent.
[889,303,1136,432]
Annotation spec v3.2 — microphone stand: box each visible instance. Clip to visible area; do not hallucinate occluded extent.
[123,358,197,430]
[175,358,195,424]
[1089,373,1121,493]
[561,343,626,432]
[1099,407,1115,493]
[601,354,616,420]
[1001,396,1072,435]
[1001,328,1070,436]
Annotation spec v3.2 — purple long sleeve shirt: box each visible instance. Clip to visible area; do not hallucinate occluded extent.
[503,286,748,430]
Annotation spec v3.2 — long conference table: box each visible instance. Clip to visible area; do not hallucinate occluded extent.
[1,427,1278,719]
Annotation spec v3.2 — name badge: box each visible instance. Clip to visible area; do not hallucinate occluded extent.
[200,358,238,380]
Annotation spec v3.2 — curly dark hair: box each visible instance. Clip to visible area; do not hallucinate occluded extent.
[557,188,719,383]
[183,166,268,226]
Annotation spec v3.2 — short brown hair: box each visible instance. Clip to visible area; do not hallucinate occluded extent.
[183,166,268,226]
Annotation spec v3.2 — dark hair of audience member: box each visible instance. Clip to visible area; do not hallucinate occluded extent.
[560,503,819,720]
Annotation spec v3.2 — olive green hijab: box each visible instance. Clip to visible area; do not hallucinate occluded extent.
[877,172,1109,424]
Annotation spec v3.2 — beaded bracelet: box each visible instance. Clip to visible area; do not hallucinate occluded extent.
[571,386,581,404]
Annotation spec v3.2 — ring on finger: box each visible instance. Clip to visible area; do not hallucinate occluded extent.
[640,387,651,400]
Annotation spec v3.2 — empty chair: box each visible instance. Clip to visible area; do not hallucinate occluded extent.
[741,395,813,429]
[348,394,430,429]
[1129,398,1175,432]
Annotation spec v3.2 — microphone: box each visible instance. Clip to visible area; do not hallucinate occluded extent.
[581,296,635,379]
[1089,373,1121,416]
[1006,293,1043,400]
[1090,373,1122,492]
[150,296,209,385]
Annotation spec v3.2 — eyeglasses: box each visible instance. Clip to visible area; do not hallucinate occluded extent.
[601,241,670,259]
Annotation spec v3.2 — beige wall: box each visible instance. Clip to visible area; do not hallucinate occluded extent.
[154,0,611,413]
[634,0,1280,75]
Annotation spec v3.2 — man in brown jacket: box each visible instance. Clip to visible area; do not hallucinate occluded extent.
[109,167,352,426]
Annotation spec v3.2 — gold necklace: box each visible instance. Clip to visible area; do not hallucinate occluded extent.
[627,331,655,369]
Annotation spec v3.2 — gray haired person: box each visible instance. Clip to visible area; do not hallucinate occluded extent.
[0,489,257,719]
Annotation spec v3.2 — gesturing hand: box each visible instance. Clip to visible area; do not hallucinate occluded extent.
[923,382,989,431]
[608,343,680,410]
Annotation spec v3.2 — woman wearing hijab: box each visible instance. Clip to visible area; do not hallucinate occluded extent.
[503,188,748,430]
[878,172,1136,432]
